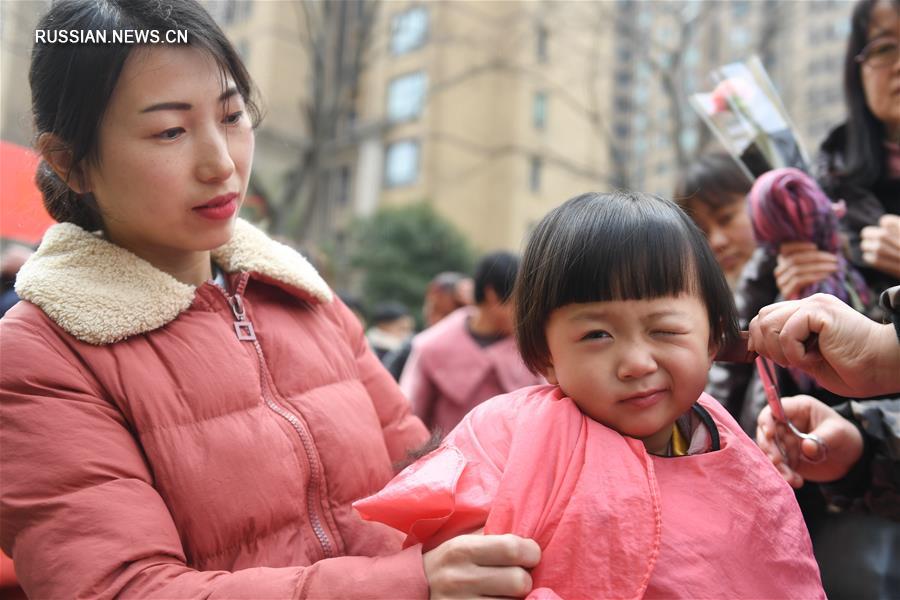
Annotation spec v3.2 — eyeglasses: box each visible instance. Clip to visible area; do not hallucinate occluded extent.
[855,37,900,68]
[755,356,827,464]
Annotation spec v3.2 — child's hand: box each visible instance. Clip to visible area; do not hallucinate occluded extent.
[774,242,838,300]
[755,394,863,488]
[423,533,541,599]
[861,214,900,278]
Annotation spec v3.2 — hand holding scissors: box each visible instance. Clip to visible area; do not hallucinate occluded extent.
[755,356,828,465]
[754,392,865,489]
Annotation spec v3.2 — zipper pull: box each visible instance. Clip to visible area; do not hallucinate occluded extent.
[227,293,257,341]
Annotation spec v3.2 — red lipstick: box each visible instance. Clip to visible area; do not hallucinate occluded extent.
[193,192,238,220]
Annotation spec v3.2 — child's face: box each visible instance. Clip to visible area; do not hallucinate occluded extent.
[543,293,716,454]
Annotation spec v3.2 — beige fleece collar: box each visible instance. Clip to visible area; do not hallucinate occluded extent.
[15,219,332,345]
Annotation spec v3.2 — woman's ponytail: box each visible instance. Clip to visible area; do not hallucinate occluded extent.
[35,160,103,231]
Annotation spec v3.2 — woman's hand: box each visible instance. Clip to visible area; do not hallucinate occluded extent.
[748,292,899,397]
[423,533,541,599]
[756,395,864,489]
[861,214,900,278]
[774,242,839,300]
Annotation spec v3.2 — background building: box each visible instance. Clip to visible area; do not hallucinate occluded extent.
[1,0,855,273]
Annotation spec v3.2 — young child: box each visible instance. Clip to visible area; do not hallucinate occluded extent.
[354,191,824,599]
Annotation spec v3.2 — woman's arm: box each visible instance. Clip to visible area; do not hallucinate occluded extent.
[0,315,429,599]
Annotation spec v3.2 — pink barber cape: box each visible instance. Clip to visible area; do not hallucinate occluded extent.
[354,385,824,599]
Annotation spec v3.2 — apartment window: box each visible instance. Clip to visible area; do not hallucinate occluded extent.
[834,20,850,39]
[387,72,428,122]
[632,113,647,132]
[529,156,542,192]
[614,123,630,138]
[658,23,674,42]
[334,166,352,206]
[237,39,250,62]
[680,129,699,153]
[732,1,750,17]
[533,91,547,130]
[615,96,632,113]
[636,62,651,81]
[385,140,420,187]
[536,24,548,63]
[634,86,649,104]
[391,7,428,55]
[206,0,244,25]
[634,137,648,156]
[615,69,632,86]
[238,0,253,20]
[685,47,700,68]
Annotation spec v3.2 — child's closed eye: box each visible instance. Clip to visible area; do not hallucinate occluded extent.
[652,329,687,337]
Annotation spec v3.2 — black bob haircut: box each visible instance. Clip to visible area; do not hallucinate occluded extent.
[473,251,520,304]
[514,191,739,374]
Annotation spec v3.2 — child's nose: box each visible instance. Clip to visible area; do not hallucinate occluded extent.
[616,343,658,380]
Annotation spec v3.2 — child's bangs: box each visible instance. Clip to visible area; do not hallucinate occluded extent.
[550,205,700,308]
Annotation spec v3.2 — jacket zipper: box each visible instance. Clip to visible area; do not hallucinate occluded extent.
[215,279,335,559]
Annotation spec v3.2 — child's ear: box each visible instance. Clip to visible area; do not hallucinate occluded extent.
[38,133,91,194]
[707,337,719,367]
[543,362,559,385]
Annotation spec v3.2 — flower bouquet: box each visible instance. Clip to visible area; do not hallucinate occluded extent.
[689,55,810,179]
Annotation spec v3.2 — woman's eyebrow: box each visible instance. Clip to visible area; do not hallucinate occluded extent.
[867,29,896,42]
[140,86,240,114]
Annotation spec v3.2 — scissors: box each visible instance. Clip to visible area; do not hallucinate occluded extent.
[715,332,827,464]
[755,355,828,464]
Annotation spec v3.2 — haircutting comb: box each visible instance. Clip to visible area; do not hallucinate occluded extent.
[714,331,756,363]
[714,331,819,364]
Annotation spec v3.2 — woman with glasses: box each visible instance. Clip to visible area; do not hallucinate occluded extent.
[784,4,900,598]
[816,0,900,308]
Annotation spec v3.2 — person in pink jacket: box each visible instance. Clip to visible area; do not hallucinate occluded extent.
[0,1,541,597]
[401,252,544,435]
[356,191,826,598]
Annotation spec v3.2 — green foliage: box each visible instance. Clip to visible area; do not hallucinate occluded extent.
[350,203,475,322]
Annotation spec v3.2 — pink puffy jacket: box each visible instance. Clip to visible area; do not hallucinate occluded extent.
[400,307,543,434]
[0,220,430,598]
[356,385,825,599]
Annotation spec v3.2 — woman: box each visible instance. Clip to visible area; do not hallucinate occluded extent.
[709,0,899,426]
[0,1,538,597]
[674,152,758,289]
[816,0,900,303]
[738,3,900,597]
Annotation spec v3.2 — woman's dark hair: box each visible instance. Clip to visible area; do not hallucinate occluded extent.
[514,191,739,374]
[473,251,520,304]
[30,0,261,230]
[840,0,899,188]
[673,152,753,211]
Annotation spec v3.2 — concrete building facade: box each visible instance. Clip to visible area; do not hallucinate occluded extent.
[1,0,856,254]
